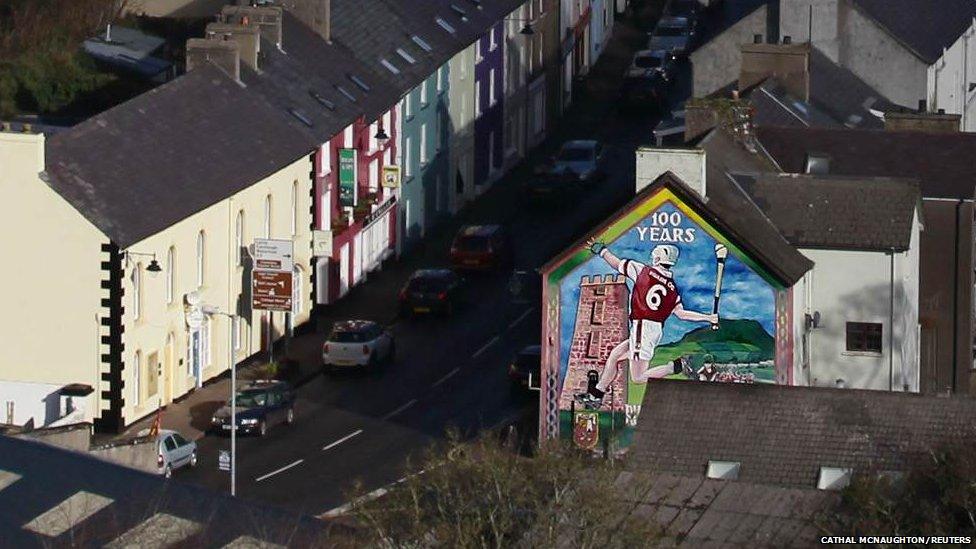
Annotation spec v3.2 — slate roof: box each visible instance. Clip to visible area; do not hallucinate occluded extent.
[44,65,315,248]
[614,472,837,547]
[750,48,901,130]
[698,130,814,282]
[0,435,354,547]
[756,125,976,200]
[851,0,976,64]
[541,170,812,287]
[733,173,920,251]
[629,380,976,488]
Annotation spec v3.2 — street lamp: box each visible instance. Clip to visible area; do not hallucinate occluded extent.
[202,304,239,497]
[125,251,162,273]
[374,122,390,148]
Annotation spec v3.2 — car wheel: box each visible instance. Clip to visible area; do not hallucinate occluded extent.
[164,465,172,479]
[190,452,198,468]
[258,420,267,437]
[286,407,295,425]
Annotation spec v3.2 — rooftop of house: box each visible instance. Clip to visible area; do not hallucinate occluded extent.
[851,0,976,64]
[82,25,171,78]
[732,173,921,251]
[756,125,976,200]
[629,380,976,488]
[749,47,902,130]
[44,64,315,248]
[0,435,352,547]
[614,471,836,546]
[697,129,814,282]
[542,170,812,287]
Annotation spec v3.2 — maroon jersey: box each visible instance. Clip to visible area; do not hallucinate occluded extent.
[627,262,680,322]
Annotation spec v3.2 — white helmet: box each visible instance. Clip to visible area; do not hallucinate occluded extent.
[651,244,679,267]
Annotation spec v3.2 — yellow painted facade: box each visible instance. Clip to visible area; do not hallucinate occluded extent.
[0,130,314,429]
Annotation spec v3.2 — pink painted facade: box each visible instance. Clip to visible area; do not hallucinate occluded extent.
[313,106,399,305]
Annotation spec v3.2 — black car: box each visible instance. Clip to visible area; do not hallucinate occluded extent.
[211,380,295,437]
[399,269,465,316]
[508,345,541,395]
[622,70,669,107]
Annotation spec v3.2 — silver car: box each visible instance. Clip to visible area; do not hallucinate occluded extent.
[157,429,197,478]
[648,16,692,57]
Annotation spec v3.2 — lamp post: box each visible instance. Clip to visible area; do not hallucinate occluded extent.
[124,250,163,273]
[202,304,238,496]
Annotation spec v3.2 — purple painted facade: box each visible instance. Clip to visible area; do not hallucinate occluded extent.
[474,22,505,186]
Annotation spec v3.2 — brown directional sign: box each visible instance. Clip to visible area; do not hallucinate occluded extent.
[252,271,293,312]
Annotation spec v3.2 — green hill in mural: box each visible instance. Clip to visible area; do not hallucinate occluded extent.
[649,319,775,366]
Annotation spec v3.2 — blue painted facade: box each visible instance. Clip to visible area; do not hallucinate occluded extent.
[474,22,505,187]
[400,65,451,245]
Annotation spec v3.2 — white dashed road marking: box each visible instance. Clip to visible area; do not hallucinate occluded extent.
[255,459,304,482]
[472,336,500,359]
[508,308,534,330]
[322,429,363,451]
[382,399,417,420]
[432,367,460,388]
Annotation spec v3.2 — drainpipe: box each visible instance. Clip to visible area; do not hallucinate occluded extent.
[889,247,895,391]
[952,200,962,392]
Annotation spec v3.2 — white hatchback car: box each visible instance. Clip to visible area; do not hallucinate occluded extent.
[157,429,197,478]
[322,320,395,372]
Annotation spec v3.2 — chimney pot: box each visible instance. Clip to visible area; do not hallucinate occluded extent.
[753,34,763,44]
[938,108,946,114]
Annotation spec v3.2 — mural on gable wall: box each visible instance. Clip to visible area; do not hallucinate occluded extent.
[544,188,784,449]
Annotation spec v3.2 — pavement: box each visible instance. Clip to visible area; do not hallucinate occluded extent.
[126,1,687,516]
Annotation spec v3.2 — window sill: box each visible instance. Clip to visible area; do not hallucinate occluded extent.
[841,350,884,358]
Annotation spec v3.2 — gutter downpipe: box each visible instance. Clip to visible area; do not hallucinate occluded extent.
[889,247,895,391]
[952,200,962,392]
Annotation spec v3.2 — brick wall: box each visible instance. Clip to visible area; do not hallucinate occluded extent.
[559,274,630,412]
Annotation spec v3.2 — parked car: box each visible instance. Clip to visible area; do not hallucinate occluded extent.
[524,170,584,201]
[399,269,465,315]
[622,70,670,107]
[648,15,693,58]
[450,225,513,271]
[627,49,673,80]
[322,320,395,371]
[546,140,607,185]
[211,380,295,436]
[508,345,541,395]
[157,429,197,478]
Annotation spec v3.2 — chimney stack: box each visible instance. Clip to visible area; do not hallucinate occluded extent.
[186,38,240,82]
[221,5,283,50]
[739,42,810,101]
[884,110,961,133]
[206,22,261,70]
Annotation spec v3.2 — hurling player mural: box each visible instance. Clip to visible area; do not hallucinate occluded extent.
[545,187,782,449]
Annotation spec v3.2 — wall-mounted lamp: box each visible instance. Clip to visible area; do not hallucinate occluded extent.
[374,122,389,147]
[125,251,162,273]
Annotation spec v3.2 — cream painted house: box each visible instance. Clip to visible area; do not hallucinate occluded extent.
[0,64,317,432]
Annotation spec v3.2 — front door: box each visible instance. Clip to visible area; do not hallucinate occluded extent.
[339,243,350,297]
[163,335,174,405]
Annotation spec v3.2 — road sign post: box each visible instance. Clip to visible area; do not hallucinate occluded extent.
[219,450,230,472]
[251,238,295,371]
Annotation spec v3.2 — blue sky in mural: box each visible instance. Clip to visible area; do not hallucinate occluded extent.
[558,202,775,379]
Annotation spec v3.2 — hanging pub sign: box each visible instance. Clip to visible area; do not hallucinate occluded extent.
[339,148,357,207]
[381,165,401,188]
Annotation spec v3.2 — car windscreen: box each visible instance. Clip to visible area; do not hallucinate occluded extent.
[329,329,371,342]
[655,26,685,37]
[634,56,661,68]
[233,390,267,407]
[455,235,491,253]
[556,147,593,161]
[408,276,452,292]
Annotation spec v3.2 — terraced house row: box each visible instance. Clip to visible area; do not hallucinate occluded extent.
[0,0,627,432]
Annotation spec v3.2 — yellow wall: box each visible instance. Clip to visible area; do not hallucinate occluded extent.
[120,154,314,425]
[0,132,107,418]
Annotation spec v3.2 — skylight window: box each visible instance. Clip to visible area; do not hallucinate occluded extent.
[336,85,357,102]
[288,108,314,127]
[450,4,468,21]
[411,35,433,52]
[309,90,335,110]
[436,17,457,34]
[349,74,371,92]
[380,58,401,75]
[397,48,417,64]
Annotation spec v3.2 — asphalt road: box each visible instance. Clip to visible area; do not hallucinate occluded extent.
[178,10,692,517]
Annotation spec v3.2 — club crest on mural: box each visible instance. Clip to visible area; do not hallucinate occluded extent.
[573,411,600,450]
[550,194,780,448]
